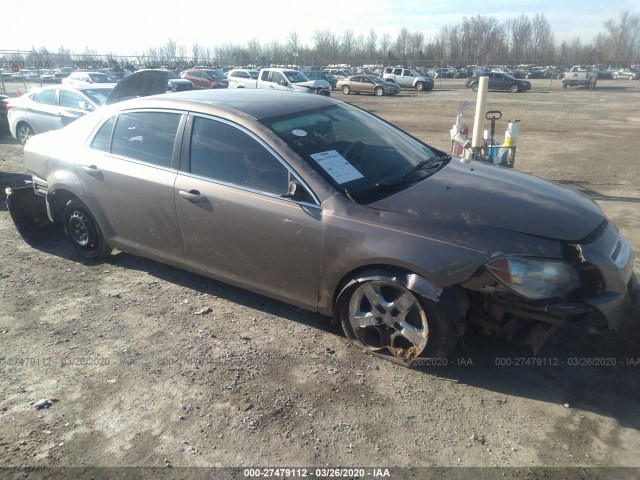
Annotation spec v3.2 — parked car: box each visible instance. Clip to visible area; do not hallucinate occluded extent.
[227,68,260,89]
[0,94,9,129]
[430,67,456,78]
[323,68,353,80]
[524,68,546,79]
[337,75,400,96]
[62,71,118,86]
[140,68,194,92]
[12,89,637,366]
[613,68,639,80]
[54,66,76,83]
[382,67,434,91]
[465,72,531,93]
[305,71,338,90]
[181,68,229,89]
[6,71,168,145]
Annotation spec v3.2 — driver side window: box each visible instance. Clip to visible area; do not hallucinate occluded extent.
[189,116,290,196]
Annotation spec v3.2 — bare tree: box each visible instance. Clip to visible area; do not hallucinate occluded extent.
[509,14,532,64]
[343,29,355,65]
[380,33,391,61]
[531,13,554,65]
[395,28,410,62]
[410,30,425,63]
[366,29,378,63]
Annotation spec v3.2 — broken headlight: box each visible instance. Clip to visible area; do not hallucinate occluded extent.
[486,257,580,300]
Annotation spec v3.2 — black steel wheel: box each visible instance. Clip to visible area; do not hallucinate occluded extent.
[63,199,112,261]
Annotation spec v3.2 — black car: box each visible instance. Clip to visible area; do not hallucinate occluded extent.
[465,72,531,93]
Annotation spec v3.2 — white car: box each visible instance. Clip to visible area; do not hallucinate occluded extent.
[227,68,259,88]
[7,71,169,145]
[62,71,117,86]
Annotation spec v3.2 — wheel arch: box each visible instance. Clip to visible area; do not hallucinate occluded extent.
[47,188,80,223]
[332,265,445,324]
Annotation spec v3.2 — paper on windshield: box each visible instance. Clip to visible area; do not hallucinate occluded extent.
[310,150,364,184]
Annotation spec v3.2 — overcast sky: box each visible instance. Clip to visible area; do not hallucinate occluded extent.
[4,0,639,56]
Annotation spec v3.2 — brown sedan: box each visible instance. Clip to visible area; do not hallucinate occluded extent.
[16,90,638,365]
[337,75,401,96]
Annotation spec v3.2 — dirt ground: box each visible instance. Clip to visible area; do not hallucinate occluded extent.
[1,78,639,479]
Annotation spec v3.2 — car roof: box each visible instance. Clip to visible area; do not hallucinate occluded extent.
[120,89,339,121]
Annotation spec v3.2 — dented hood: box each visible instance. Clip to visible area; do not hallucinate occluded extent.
[106,70,169,105]
[367,160,605,242]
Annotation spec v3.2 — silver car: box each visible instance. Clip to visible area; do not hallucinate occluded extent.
[7,71,169,145]
[10,89,638,366]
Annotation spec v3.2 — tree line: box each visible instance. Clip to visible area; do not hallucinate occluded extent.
[6,10,640,70]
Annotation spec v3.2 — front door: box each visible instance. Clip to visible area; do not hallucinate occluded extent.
[174,115,323,310]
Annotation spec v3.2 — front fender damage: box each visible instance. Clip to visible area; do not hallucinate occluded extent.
[334,269,469,337]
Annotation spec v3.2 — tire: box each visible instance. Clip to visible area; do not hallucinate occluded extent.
[63,199,112,261]
[342,85,350,95]
[471,83,479,92]
[415,81,425,91]
[339,278,459,363]
[374,86,384,96]
[16,122,34,146]
[562,82,568,89]
[509,84,520,93]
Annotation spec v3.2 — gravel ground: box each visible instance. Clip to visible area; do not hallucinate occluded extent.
[0,78,639,480]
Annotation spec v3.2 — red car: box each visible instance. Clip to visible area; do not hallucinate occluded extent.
[180,68,228,89]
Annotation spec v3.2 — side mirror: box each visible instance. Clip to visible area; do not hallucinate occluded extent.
[78,101,92,111]
[281,180,307,201]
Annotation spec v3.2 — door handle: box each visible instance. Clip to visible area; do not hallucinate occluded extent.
[178,189,207,204]
[82,165,102,177]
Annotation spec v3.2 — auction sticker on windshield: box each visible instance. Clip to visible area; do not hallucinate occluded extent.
[310,150,363,184]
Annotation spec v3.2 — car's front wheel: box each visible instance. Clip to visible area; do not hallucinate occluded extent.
[471,83,479,92]
[16,122,34,145]
[415,81,425,91]
[339,279,459,363]
[509,84,520,93]
[374,86,384,96]
[63,199,112,261]
[342,85,350,95]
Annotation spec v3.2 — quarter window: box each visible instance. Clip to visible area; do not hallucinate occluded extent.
[90,117,116,152]
[189,117,289,195]
[111,112,181,167]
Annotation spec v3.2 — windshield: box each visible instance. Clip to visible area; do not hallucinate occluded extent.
[165,70,181,79]
[370,76,386,84]
[206,69,226,80]
[78,87,114,106]
[262,103,446,203]
[88,73,113,83]
[284,71,310,84]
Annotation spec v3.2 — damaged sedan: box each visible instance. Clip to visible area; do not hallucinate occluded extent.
[8,89,638,365]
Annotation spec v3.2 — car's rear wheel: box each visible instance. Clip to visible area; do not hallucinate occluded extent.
[471,83,479,92]
[509,84,520,93]
[342,85,350,95]
[63,199,112,261]
[16,122,34,145]
[374,86,384,96]
[340,279,459,363]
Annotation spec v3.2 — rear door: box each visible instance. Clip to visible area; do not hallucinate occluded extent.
[77,110,185,263]
[174,114,323,309]
[24,89,60,134]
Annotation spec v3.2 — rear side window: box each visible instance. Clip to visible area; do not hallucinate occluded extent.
[111,112,181,168]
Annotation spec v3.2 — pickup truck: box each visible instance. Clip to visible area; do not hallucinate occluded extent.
[251,68,331,95]
[381,67,434,91]
[562,66,597,89]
